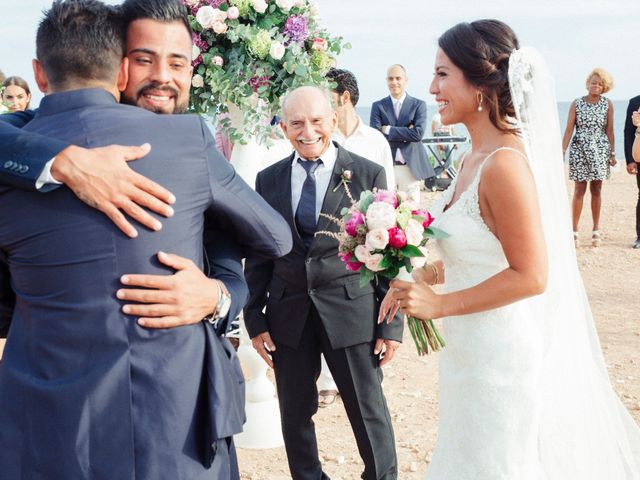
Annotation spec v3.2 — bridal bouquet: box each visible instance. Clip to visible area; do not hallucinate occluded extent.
[183,0,348,144]
[320,184,448,355]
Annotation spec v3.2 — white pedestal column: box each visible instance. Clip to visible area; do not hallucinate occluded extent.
[234,317,284,449]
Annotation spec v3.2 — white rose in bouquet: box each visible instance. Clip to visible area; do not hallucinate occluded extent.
[365,202,396,230]
[365,253,384,272]
[405,219,425,246]
[365,228,389,251]
[354,244,371,263]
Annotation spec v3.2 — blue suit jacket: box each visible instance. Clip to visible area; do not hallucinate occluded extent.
[0,107,248,332]
[370,93,435,180]
[0,113,68,192]
[0,89,292,480]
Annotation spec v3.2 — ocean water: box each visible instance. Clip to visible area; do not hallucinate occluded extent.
[357,99,630,161]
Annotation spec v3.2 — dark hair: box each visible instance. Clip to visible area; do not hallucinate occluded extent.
[121,0,192,37]
[36,0,125,89]
[326,68,360,107]
[438,19,519,132]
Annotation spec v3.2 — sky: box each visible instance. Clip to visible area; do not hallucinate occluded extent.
[1,0,639,108]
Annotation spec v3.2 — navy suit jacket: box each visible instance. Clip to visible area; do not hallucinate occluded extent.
[0,89,292,480]
[0,107,248,331]
[370,93,435,180]
[0,114,69,192]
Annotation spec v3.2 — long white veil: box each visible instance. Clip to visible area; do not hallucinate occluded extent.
[509,47,640,478]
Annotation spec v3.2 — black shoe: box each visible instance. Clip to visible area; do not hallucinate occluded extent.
[633,239,640,249]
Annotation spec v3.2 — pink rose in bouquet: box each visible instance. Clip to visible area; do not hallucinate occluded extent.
[345,210,365,237]
[374,189,399,207]
[387,226,407,249]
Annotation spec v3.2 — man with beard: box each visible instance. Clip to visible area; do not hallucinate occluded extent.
[0,0,292,478]
[1,0,246,334]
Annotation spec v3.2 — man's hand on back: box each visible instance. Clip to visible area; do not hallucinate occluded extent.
[52,143,176,238]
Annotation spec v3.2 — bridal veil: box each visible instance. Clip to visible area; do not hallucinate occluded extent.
[509,47,640,478]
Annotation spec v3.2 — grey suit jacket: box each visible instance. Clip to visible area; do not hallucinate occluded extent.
[244,144,403,350]
[370,93,435,180]
[0,88,292,480]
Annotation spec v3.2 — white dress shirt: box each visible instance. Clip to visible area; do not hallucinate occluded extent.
[291,141,337,221]
[36,158,62,189]
[333,116,396,190]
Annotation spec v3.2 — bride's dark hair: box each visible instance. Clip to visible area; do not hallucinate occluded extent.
[438,19,519,132]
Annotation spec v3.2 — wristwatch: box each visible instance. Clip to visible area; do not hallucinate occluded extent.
[204,281,232,325]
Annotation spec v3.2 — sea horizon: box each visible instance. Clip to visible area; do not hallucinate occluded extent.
[357,99,631,161]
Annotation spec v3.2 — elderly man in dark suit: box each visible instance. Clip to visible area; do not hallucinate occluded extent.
[370,64,435,191]
[0,1,291,478]
[244,86,403,480]
[624,95,640,249]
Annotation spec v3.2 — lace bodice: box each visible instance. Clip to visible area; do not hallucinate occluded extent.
[430,149,516,293]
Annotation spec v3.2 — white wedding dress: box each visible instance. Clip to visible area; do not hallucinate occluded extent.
[426,148,547,479]
[422,48,640,479]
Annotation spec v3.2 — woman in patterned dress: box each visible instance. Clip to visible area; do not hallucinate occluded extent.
[562,68,616,247]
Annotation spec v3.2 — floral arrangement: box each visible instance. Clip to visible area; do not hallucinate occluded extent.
[319,184,448,355]
[184,0,349,144]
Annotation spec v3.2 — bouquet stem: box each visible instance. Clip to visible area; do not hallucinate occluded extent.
[406,316,445,355]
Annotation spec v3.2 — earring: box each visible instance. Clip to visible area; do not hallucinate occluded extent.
[477,92,483,112]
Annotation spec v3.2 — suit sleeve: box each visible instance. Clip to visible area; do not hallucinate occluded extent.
[386,100,427,143]
[369,102,383,131]
[242,172,275,338]
[203,227,248,335]
[369,167,404,342]
[624,99,638,165]
[0,115,69,191]
[0,250,15,338]
[201,118,292,259]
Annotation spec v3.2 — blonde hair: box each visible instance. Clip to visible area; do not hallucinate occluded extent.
[585,68,614,93]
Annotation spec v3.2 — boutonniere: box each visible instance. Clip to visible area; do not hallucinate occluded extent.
[332,169,353,192]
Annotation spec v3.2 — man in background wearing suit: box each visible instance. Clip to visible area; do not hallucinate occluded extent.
[0,1,291,478]
[244,86,402,480]
[370,64,435,191]
[624,94,640,249]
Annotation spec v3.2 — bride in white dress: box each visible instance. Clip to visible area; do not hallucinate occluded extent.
[382,20,640,479]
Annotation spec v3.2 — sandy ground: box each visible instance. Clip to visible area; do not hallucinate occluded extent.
[0,167,637,479]
[236,167,640,480]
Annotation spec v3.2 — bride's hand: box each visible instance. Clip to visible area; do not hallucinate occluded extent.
[378,288,401,324]
[390,279,442,320]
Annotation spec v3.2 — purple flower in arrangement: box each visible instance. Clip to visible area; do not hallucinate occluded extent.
[283,15,308,43]
[249,75,271,93]
[207,0,226,7]
[192,32,209,51]
[192,54,203,67]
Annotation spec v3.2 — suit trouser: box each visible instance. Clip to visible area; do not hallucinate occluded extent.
[271,306,397,480]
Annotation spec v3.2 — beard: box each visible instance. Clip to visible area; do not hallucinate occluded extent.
[121,82,188,114]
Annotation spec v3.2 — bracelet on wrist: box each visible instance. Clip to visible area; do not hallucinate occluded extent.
[423,263,439,286]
